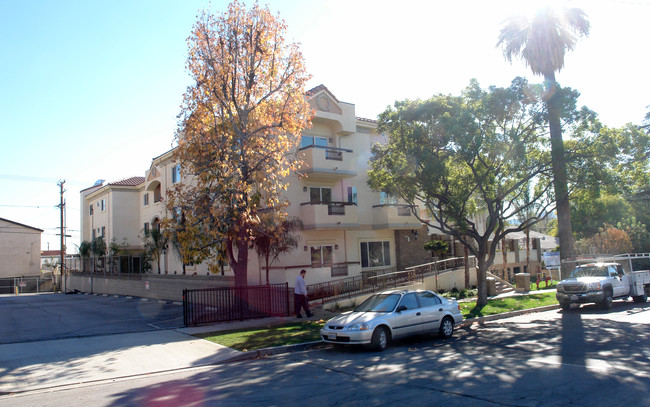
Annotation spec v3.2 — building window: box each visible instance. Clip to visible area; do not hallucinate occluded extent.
[143,193,149,206]
[172,164,181,184]
[144,222,150,235]
[311,245,333,268]
[380,192,397,205]
[100,198,106,211]
[360,241,391,268]
[347,187,357,205]
[154,184,162,203]
[310,187,332,203]
[301,136,328,148]
[101,227,105,238]
[89,204,93,215]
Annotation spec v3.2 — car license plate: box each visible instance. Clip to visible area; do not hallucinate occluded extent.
[570,295,578,301]
[327,333,337,340]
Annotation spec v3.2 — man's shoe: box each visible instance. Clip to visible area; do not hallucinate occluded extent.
[297,315,302,318]
[306,313,313,318]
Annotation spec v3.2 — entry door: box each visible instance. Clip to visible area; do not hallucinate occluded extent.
[392,293,423,338]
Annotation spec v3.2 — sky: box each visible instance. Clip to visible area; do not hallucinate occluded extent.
[1,0,648,254]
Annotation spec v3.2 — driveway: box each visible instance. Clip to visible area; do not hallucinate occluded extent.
[0,292,184,344]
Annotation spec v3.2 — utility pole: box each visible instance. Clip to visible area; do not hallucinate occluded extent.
[58,180,66,293]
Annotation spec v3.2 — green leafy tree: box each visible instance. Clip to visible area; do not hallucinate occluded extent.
[78,241,92,257]
[165,1,312,286]
[617,217,650,253]
[423,240,449,260]
[369,79,561,306]
[498,6,590,277]
[91,237,107,257]
[251,215,302,284]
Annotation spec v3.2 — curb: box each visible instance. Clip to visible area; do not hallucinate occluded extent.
[460,304,559,327]
[219,304,560,363]
[222,341,331,363]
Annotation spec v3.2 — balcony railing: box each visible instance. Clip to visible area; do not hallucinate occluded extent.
[371,204,420,229]
[297,145,355,178]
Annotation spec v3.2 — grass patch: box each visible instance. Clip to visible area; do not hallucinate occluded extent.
[196,320,325,351]
[460,292,558,318]
[528,280,558,291]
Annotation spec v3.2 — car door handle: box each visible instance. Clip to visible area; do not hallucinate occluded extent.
[416,312,421,316]
[439,308,443,311]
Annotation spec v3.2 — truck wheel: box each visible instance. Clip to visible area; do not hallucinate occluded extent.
[560,302,571,311]
[633,292,647,303]
[601,289,613,310]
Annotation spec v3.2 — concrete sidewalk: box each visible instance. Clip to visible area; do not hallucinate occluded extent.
[0,329,240,394]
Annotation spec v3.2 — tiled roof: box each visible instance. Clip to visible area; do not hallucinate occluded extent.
[109,176,145,187]
[306,84,340,103]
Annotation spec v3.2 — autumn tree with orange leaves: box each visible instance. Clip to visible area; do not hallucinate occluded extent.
[164,1,312,286]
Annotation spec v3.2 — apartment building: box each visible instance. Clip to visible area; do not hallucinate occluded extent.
[80,86,438,285]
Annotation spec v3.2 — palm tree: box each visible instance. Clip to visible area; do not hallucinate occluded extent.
[251,216,302,285]
[497,6,589,278]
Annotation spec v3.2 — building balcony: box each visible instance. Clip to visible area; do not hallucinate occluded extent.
[297,146,356,181]
[372,204,422,229]
[300,201,359,230]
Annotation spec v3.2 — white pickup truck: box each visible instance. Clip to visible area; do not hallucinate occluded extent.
[556,255,650,310]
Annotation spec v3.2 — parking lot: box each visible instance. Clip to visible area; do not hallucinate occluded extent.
[0,292,184,344]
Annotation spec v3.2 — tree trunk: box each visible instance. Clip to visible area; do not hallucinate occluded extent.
[476,256,488,307]
[526,228,530,274]
[464,244,470,289]
[502,239,508,281]
[230,235,249,287]
[545,75,575,279]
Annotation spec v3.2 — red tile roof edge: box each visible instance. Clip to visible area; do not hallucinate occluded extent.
[108,176,145,187]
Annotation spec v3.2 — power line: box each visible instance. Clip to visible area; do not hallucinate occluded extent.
[0,204,57,209]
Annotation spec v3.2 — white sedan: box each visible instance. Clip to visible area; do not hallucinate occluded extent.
[320,289,463,351]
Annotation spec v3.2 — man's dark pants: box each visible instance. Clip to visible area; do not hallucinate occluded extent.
[294,293,311,317]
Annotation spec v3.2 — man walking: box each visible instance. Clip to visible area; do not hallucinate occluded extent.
[294,269,312,318]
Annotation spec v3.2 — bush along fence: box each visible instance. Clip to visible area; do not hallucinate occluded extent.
[183,283,290,326]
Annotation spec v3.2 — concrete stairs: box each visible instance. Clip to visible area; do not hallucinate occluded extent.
[487,272,515,296]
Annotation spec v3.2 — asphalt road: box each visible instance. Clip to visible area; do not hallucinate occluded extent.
[0,292,184,344]
[2,299,649,406]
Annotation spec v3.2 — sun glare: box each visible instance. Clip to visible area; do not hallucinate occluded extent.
[503,0,569,18]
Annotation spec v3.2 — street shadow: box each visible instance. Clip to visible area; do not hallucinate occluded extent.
[108,301,650,406]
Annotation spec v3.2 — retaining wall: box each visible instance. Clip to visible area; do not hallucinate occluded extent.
[64,273,234,301]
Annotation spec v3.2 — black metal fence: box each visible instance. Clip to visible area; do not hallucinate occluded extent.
[183,283,290,326]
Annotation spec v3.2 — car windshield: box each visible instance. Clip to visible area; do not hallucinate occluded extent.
[354,294,400,312]
[570,266,609,278]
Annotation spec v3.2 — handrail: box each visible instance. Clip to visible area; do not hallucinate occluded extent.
[307,256,476,304]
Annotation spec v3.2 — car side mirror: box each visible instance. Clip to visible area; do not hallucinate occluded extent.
[396,305,407,312]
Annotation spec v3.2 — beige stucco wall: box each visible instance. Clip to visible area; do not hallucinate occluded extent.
[0,218,42,277]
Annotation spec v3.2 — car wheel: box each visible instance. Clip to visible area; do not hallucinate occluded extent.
[601,289,613,310]
[371,326,390,351]
[560,302,571,311]
[439,316,454,339]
